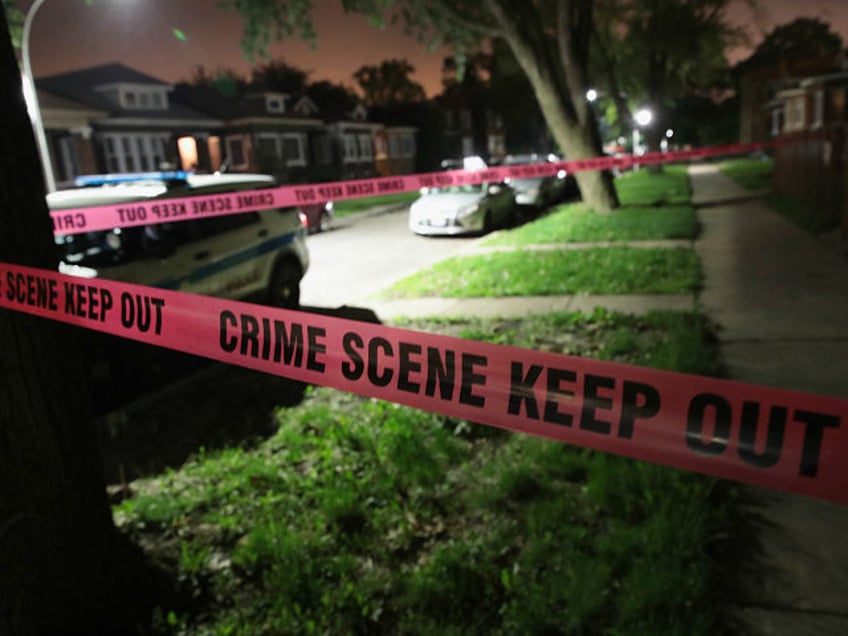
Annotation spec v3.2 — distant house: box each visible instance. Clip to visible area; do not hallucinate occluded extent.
[436,81,504,163]
[37,63,222,186]
[37,89,107,184]
[736,54,839,143]
[766,56,848,236]
[35,62,420,188]
[174,85,325,182]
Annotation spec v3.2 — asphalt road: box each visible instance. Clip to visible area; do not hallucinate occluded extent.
[299,205,480,309]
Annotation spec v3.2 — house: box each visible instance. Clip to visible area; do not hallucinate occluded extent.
[437,80,505,163]
[37,63,222,187]
[765,57,848,236]
[34,62,420,188]
[173,85,325,182]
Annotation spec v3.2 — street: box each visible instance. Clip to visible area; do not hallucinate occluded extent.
[299,205,480,308]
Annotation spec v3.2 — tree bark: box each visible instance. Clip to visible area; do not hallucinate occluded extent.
[485,0,619,213]
[0,8,164,633]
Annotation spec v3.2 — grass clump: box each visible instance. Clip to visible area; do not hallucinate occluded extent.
[614,164,691,206]
[115,310,740,635]
[380,247,700,298]
[719,157,774,190]
[485,203,696,246]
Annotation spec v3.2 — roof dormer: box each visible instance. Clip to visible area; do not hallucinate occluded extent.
[94,82,171,110]
[293,95,319,117]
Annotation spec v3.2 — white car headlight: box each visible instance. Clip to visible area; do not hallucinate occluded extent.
[456,203,479,219]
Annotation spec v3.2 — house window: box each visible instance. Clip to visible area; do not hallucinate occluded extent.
[313,136,333,165]
[770,107,784,137]
[225,135,248,169]
[101,133,170,173]
[812,89,825,129]
[266,95,286,114]
[388,136,399,158]
[358,134,373,160]
[374,136,388,159]
[400,133,415,158]
[460,109,472,129]
[283,133,306,166]
[785,96,805,132]
[118,87,169,110]
[343,134,359,163]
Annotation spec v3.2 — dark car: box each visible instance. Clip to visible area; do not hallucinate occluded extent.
[298,201,334,234]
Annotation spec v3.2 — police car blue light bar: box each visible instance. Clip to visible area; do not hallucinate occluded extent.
[75,171,193,187]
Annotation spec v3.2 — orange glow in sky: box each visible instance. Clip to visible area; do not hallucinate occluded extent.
[19,0,848,95]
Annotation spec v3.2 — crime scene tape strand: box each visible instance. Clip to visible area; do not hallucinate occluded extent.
[2,262,846,506]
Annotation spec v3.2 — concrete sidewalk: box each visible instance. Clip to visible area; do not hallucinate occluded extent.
[691,164,848,634]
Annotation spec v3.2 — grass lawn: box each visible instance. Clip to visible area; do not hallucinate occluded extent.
[485,204,696,246]
[380,247,700,298]
[614,163,691,206]
[719,157,774,190]
[115,310,744,635]
[333,191,420,217]
[484,163,696,247]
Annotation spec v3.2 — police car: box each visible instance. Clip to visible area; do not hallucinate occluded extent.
[49,172,309,308]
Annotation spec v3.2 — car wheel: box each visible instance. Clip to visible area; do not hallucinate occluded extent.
[482,210,493,234]
[268,260,301,308]
[319,211,332,233]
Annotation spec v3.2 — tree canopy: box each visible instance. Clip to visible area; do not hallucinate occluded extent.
[354,58,426,107]
[749,17,844,64]
[2,0,22,48]
[593,0,745,148]
[227,0,622,212]
[251,58,312,93]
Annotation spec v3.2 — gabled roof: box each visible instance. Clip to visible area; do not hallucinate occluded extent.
[36,62,217,122]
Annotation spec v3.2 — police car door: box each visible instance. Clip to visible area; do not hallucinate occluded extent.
[169,212,269,299]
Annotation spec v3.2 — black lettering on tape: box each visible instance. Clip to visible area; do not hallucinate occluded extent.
[368,337,394,387]
[306,326,326,373]
[425,347,455,400]
[459,353,487,408]
[507,362,543,419]
[342,332,364,380]
[543,367,576,426]
[397,342,422,394]
[738,402,786,469]
[619,380,661,439]
[120,292,165,334]
[686,393,732,456]
[795,409,840,477]
[580,374,615,435]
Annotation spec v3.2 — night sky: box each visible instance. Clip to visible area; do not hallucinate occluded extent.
[16,0,848,97]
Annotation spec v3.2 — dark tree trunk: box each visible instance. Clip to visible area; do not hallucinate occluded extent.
[486,0,619,213]
[0,8,165,633]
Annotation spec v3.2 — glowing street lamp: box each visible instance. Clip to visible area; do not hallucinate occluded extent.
[632,107,653,157]
[21,0,56,192]
[586,88,598,103]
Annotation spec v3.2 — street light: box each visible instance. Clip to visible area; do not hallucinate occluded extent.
[21,0,57,192]
[632,108,653,158]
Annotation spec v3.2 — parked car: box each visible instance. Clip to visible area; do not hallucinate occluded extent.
[409,181,515,236]
[50,171,309,308]
[298,201,334,234]
[502,153,572,207]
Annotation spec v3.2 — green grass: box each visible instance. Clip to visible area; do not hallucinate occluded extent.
[615,164,691,206]
[333,191,420,216]
[116,310,740,635]
[380,247,700,298]
[719,157,774,190]
[485,204,696,246]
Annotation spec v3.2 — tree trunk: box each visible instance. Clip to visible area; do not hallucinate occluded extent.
[0,8,164,633]
[486,0,619,213]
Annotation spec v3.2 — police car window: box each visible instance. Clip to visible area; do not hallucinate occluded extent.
[197,212,260,237]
